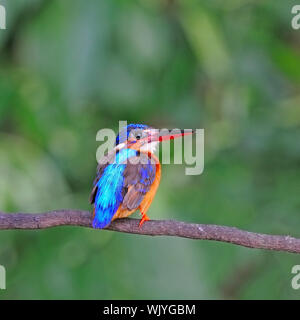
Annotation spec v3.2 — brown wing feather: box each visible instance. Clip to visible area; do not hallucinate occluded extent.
[121,153,156,211]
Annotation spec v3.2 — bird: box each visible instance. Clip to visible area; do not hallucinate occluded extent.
[90,123,193,229]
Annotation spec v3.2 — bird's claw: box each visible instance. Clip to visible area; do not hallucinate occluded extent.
[139,213,150,227]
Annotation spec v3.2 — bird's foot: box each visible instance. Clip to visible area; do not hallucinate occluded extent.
[139,213,150,227]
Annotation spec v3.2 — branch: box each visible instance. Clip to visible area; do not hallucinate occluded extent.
[0,210,299,254]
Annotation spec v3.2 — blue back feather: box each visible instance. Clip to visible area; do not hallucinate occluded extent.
[93,149,138,229]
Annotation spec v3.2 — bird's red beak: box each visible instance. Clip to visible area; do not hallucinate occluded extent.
[148,129,194,143]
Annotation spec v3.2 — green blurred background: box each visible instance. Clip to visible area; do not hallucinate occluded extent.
[0,0,300,299]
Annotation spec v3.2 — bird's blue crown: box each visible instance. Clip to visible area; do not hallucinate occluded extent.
[116,123,149,145]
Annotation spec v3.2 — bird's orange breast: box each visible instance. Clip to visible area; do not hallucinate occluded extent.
[139,155,161,215]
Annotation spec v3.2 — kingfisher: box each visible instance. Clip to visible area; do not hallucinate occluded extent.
[90,124,193,229]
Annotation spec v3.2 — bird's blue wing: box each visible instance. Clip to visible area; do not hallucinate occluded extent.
[121,154,156,211]
[91,149,138,229]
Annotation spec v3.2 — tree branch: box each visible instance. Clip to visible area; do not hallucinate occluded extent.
[0,210,299,254]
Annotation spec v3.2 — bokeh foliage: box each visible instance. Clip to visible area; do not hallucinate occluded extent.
[0,0,300,299]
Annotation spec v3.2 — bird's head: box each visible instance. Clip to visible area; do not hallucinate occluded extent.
[116,123,194,153]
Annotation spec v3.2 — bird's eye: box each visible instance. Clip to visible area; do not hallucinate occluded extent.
[131,129,143,141]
